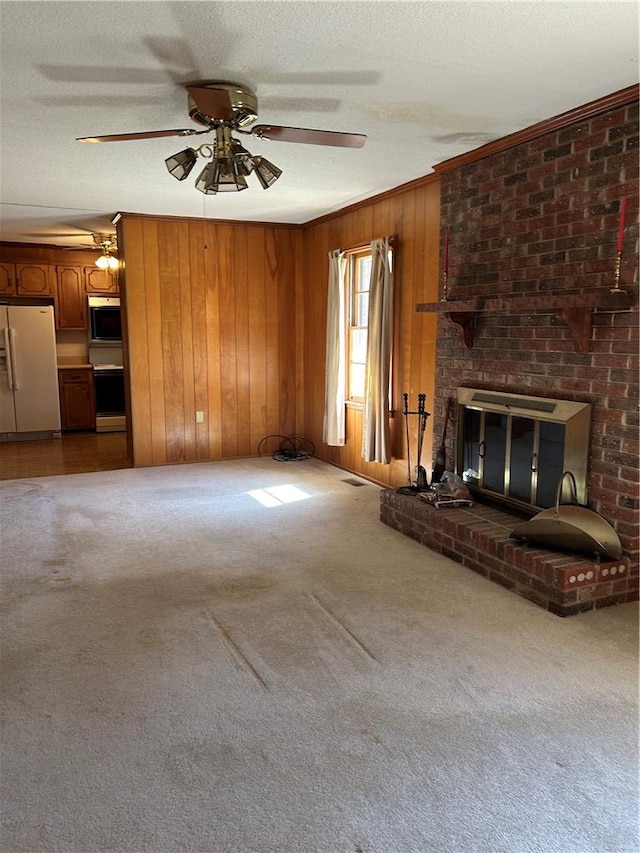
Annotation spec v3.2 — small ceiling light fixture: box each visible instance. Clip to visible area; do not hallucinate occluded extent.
[93,235,119,270]
[164,147,198,180]
[95,253,119,270]
[251,156,282,189]
[230,139,254,177]
[165,125,281,195]
[193,128,249,194]
[195,158,249,194]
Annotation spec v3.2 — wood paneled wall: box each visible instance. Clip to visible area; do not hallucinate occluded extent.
[118,179,440,482]
[300,179,441,489]
[119,215,301,468]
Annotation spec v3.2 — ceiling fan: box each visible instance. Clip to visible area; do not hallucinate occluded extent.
[90,234,119,269]
[77,81,367,194]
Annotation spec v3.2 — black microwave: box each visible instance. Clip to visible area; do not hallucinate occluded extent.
[88,296,121,342]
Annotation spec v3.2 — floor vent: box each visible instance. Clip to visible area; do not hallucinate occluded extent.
[343,478,367,487]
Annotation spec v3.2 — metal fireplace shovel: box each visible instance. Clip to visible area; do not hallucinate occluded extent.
[431,397,453,484]
[511,470,623,560]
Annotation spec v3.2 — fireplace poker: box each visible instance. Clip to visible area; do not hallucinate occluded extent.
[415,394,429,491]
[403,393,412,486]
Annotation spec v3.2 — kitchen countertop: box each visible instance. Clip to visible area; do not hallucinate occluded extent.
[57,358,93,369]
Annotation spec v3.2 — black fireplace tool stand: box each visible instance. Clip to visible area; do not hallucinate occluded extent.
[396,393,431,495]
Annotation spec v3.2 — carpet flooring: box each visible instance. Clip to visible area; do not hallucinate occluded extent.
[1,457,638,853]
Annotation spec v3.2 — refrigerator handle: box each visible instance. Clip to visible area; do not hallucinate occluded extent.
[3,326,14,390]
[7,327,18,390]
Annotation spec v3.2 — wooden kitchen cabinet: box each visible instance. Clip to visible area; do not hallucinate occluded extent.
[84,266,119,294]
[58,368,95,431]
[0,262,17,295]
[0,246,116,301]
[16,263,53,295]
[55,265,87,330]
[0,262,51,296]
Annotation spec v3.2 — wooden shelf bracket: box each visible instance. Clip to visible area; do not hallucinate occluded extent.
[445,311,475,348]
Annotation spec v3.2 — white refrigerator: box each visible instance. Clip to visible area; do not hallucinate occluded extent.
[0,304,61,435]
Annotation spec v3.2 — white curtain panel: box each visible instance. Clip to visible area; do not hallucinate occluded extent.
[362,237,393,463]
[323,249,347,446]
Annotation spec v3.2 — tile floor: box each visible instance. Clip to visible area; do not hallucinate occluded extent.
[0,431,130,480]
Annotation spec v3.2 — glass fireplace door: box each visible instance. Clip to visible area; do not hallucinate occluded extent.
[456,388,590,513]
[459,405,569,511]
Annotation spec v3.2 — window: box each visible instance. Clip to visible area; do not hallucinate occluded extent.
[346,248,392,403]
[347,250,372,402]
[323,237,394,457]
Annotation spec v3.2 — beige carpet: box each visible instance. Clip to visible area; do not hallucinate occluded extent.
[1,457,638,853]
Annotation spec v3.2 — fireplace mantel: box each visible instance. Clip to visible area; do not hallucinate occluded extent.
[416,289,634,351]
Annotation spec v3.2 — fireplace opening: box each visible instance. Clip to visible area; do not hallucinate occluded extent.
[455,388,591,517]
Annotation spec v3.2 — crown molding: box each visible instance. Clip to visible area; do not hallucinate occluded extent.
[113,211,301,230]
[433,84,639,176]
[302,173,440,230]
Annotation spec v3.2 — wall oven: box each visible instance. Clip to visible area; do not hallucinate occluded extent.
[93,364,125,432]
[88,296,121,344]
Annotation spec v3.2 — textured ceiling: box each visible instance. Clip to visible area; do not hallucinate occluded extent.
[0,1,638,247]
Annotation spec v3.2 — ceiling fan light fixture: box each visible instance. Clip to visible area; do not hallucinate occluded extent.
[230,139,254,176]
[93,235,119,270]
[251,156,282,189]
[195,158,248,194]
[77,80,365,198]
[95,252,119,270]
[165,147,198,181]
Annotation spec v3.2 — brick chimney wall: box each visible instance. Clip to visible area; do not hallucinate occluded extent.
[436,99,639,588]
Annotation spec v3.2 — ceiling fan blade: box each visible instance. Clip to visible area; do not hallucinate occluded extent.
[250,125,366,148]
[76,128,199,143]
[186,85,235,121]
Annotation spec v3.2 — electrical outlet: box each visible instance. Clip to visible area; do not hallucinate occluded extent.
[196,410,204,423]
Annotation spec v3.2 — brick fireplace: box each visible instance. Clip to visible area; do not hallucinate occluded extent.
[381,92,639,615]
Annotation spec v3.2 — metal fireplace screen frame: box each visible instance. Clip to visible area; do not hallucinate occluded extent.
[455,387,591,514]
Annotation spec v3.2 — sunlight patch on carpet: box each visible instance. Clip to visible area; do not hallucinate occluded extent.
[247,484,312,507]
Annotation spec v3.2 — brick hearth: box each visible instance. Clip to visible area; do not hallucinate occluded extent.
[380,489,635,616]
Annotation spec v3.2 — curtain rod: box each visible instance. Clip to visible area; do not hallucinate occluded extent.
[337,234,397,254]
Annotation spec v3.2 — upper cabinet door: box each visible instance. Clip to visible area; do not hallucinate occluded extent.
[0,262,17,295]
[16,263,52,295]
[84,267,119,294]
[55,265,86,330]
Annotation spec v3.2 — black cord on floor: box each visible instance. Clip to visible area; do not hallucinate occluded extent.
[258,434,316,462]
